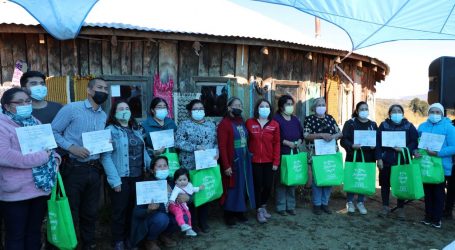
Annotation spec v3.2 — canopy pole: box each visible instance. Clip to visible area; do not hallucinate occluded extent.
[340,51,353,62]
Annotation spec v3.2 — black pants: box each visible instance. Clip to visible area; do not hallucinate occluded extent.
[444,166,455,214]
[379,165,404,208]
[189,203,209,228]
[252,162,274,207]
[0,196,47,250]
[110,176,142,242]
[424,183,445,222]
[62,161,101,248]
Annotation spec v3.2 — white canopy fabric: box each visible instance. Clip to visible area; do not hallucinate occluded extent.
[254,0,455,50]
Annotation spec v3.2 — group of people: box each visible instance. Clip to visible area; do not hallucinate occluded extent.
[0,71,454,250]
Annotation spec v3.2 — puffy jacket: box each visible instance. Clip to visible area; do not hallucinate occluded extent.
[246,118,281,166]
[418,117,455,176]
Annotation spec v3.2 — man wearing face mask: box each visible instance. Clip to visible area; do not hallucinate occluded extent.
[415,103,455,228]
[19,71,62,124]
[52,78,109,249]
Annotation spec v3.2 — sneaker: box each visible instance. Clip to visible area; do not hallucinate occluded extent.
[287,209,297,216]
[321,205,332,214]
[397,208,405,220]
[378,206,390,217]
[186,229,198,237]
[257,209,267,223]
[420,215,432,225]
[277,210,288,216]
[356,202,367,215]
[313,205,322,215]
[347,201,355,214]
[431,220,442,229]
[180,224,191,231]
[261,206,272,219]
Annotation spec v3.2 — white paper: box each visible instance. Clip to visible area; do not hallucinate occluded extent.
[354,130,377,147]
[149,129,174,149]
[82,129,113,155]
[136,180,168,205]
[15,124,57,155]
[314,139,337,155]
[111,85,121,97]
[418,132,445,152]
[195,148,218,170]
[381,131,406,148]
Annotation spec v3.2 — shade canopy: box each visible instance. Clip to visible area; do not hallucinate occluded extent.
[255,0,455,50]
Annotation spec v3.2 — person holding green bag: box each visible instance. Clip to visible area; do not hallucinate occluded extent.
[415,103,455,229]
[247,99,280,223]
[273,95,303,216]
[304,97,342,215]
[175,99,218,233]
[341,101,380,215]
[101,100,151,249]
[377,104,418,220]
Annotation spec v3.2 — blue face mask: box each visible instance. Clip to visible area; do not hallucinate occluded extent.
[155,108,168,120]
[258,107,271,118]
[390,113,403,124]
[155,169,169,180]
[191,110,205,121]
[30,85,48,101]
[15,104,33,118]
[428,114,442,124]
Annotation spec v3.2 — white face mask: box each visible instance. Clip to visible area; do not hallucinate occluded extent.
[358,111,369,119]
[315,106,326,115]
[284,105,294,115]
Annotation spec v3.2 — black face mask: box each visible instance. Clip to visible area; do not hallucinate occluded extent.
[92,91,108,105]
[231,108,242,117]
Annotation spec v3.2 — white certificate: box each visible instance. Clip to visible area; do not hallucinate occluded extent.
[314,139,337,155]
[381,131,406,148]
[82,129,113,155]
[418,132,445,152]
[354,130,377,147]
[15,124,57,155]
[195,148,218,170]
[149,129,174,149]
[136,180,168,205]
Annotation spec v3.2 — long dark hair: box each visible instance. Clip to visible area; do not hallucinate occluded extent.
[106,99,138,129]
[352,101,368,118]
[149,97,168,117]
[253,98,273,120]
[0,87,28,113]
[277,94,294,113]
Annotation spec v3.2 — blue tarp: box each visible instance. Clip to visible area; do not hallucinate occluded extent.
[255,0,455,50]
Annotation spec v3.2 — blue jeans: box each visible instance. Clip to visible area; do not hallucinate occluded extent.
[312,182,332,206]
[347,193,365,203]
[146,212,178,241]
[275,182,296,211]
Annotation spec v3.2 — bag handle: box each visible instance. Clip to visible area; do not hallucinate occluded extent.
[353,149,366,163]
[397,147,412,166]
[50,172,66,200]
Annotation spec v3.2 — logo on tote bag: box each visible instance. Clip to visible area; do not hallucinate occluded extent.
[323,160,336,180]
[398,172,408,192]
[293,160,302,173]
[420,155,434,177]
[353,168,367,188]
[202,175,216,198]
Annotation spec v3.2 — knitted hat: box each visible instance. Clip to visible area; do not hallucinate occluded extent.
[428,103,444,116]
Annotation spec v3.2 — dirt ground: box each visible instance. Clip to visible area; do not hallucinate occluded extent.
[96,189,455,250]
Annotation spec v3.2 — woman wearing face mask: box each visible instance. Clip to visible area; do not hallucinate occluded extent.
[175,99,218,233]
[218,97,256,226]
[130,156,189,250]
[101,100,151,249]
[142,98,177,157]
[273,95,303,216]
[0,88,60,249]
[340,101,381,215]
[246,99,280,223]
[377,104,418,219]
[415,103,455,229]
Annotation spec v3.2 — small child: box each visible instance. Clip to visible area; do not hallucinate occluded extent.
[168,168,204,236]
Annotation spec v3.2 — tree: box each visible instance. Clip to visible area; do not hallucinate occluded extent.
[409,98,429,116]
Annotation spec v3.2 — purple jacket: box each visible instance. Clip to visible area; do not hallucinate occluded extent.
[0,113,54,201]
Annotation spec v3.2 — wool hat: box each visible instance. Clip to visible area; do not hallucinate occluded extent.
[428,103,444,116]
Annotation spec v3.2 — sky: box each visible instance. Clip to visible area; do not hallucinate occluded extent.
[239,0,455,99]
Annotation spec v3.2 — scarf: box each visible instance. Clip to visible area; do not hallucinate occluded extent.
[7,112,57,192]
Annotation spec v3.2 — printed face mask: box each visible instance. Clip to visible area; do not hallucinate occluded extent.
[115,110,131,121]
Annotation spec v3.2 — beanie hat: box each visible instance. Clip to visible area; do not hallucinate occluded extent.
[428,103,444,116]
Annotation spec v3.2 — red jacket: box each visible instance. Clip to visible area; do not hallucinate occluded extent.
[246,118,281,166]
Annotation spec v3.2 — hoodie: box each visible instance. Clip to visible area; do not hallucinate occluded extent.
[418,117,455,176]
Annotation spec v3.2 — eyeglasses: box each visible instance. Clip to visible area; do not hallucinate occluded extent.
[10,99,32,105]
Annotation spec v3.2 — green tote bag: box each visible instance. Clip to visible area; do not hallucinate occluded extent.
[312,152,344,186]
[161,148,180,176]
[280,149,308,186]
[189,165,223,207]
[343,149,377,195]
[391,148,424,200]
[413,149,444,184]
[47,172,78,250]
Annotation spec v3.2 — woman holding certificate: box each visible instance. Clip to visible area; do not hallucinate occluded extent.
[142,97,177,157]
[175,99,218,233]
[416,103,455,229]
[101,100,151,249]
[303,97,342,215]
[377,104,418,219]
[0,88,60,249]
[341,101,380,215]
[218,97,255,226]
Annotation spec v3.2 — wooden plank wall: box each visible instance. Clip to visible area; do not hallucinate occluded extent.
[0,33,380,97]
